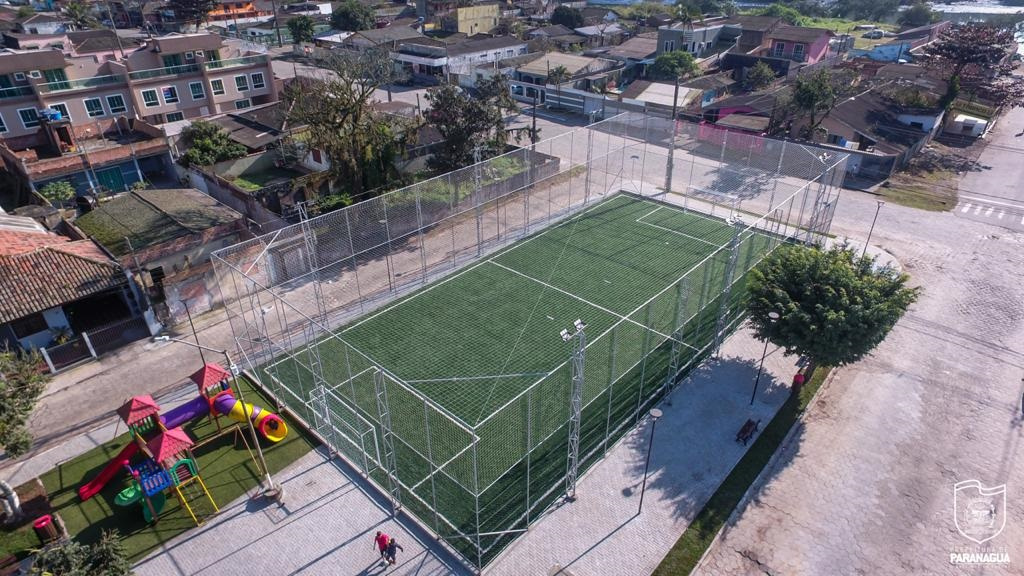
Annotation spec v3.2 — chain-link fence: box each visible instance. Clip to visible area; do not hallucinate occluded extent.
[212,112,847,571]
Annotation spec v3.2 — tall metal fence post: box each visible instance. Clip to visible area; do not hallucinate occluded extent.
[82,332,98,359]
[40,347,57,374]
[712,222,744,355]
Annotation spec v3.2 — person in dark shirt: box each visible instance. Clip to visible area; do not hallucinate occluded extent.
[386,537,405,565]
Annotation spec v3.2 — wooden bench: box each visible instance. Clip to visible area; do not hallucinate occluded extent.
[735,418,761,446]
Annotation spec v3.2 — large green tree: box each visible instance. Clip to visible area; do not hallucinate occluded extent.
[789,68,858,139]
[746,244,919,367]
[756,3,807,25]
[898,2,937,27]
[167,0,217,29]
[179,120,247,167]
[744,60,777,91]
[649,50,699,81]
[550,5,583,29]
[286,47,408,200]
[0,347,49,458]
[424,74,523,173]
[921,23,1024,108]
[287,14,316,44]
[63,0,99,30]
[30,530,132,576]
[331,0,375,31]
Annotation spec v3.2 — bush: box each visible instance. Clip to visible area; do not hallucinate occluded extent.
[38,181,75,205]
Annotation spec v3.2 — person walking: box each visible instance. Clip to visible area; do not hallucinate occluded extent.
[374,531,390,565]
[386,537,404,566]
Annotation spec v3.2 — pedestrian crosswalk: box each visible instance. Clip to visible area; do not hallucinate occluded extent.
[955,196,1024,227]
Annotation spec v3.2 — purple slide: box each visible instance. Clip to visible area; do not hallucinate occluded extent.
[160,396,210,430]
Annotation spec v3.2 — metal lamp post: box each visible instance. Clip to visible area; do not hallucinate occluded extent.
[153,336,281,501]
[862,200,885,258]
[637,407,662,514]
[750,311,780,406]
[561,319,586,501]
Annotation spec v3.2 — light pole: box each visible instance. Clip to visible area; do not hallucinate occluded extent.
[561,319,586,501]
[637,407,662,514]
[153,336,282,501]
[750,311,780,406]
[630,154,640,193]
[862,200,885,258]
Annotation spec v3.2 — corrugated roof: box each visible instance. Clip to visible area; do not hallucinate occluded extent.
[517,51,599,76]
[0,241,126,323]
[75,188,241,258]
[768,25,833,44]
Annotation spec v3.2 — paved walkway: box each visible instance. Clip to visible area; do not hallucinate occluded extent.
[135,447,467,576]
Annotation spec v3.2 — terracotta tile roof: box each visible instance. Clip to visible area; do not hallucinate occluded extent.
[117,395,161,426]
[0,229,61,256]
[0,238,127,323]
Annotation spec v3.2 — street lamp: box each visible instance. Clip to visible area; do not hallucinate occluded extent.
[637,407,663,515]
[152,336,282,501]
[862,200,885,258]
[750,311,780,406]
[630,154,640,192]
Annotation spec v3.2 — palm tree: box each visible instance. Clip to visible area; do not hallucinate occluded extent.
[547,65,570,110]
[63,0,100,30]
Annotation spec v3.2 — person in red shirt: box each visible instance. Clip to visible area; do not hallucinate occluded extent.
[374,531,390,565]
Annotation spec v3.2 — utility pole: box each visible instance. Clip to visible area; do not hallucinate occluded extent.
[664,74,681,195]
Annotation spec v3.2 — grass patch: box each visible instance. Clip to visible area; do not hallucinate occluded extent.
[653,365,832,576]
[36,377,316,562]
[880,169,957,211]
[0,522,39,560]
[801,17,898,50]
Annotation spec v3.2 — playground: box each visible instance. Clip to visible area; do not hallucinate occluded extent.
[2,368,313,562]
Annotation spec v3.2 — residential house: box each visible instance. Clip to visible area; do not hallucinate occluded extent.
[603,32,657,79]
[547,33,587,52]
[512,51,621,110]
[205,0,274,24]
[657,17,742,58]
[573,23,626,48]
[679,72,737,109]
[722,15,782,53]
[850,21,951,63]
[441,3,499,35]
[619,79,700,115]
[580,7,619,26]
[0,32,276,196]
[343,25,424,51]
[74,187,246,323]
[763,25,833,64]
[526,24,574,41]
[15,13,65,35]
[0,213,139,355]
[395,35,528,86]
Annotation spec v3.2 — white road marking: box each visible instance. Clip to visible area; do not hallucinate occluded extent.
[974,204,983,215]
[984,206,994,216]
[998,210,1005,219]
[961,203,972,213]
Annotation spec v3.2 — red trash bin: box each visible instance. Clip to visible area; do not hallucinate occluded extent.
[33,514,58,544]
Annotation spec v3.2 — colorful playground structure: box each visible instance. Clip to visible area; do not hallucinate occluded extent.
[78,363,288,525]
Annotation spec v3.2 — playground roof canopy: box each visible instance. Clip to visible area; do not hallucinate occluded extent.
[147,427,194,466]
[190,362,231,390]
[117,395,160,426]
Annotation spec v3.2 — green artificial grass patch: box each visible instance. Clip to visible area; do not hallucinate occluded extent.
[37,376,316,561]
[653,365,832,576]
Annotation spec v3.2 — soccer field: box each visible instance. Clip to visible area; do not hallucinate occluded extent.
[260,193,776,565]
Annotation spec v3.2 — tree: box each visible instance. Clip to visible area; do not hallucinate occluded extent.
[285,47,409,201]
[167,0,217,29]
[179,120,247,167]
[63,0,100,30]
[550,5,583,29]
[746,244,919,367]
[38,180,75,205]
[30,530,132,576]
[16,6,33,18]
[547,65,570,110]
[921,23,1024,109]
[756,3,807,26]
[790,68,855,139]
[424,74,522,173]
[0,347,48,459]
[331,0,375,32]
[744,60,777,91]
[287,14,316,44]
[898,2,936,27]
[649,50,699,81]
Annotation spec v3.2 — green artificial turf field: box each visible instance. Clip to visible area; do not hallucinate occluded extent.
[260,193,774,565]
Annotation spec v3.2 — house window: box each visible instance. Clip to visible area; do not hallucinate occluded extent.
[250,72,265,89]
[165,111,185,122]
[189,81,205,99]
[141,89,159,107]
[210,79,225,95]
[10,312,48,339]
[19,108,39,128]
[84,97,104,117]
[235,98,251,109]
[0,113,7,134]
[664,40,674,52]
[792,43,805,60]
[311,148,322,163]
[827,133,842,145]
[13,72,25,81]
[184,50,195,61]
[106,94,127,113]
[161,86,179,104]
[234,75,249,91]
[773,42,785,57]
[50,103,70,121]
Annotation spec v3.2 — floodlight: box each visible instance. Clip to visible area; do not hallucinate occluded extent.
[153,335,170,342]
[573,319,586,331]
[560,329,571,341]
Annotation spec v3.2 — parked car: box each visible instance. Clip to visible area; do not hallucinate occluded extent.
[862,29,884,39]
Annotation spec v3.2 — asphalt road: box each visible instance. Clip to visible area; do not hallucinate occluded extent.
[955,105,1024,231]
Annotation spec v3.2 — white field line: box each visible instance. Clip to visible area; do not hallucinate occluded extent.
[636,207,722,248]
